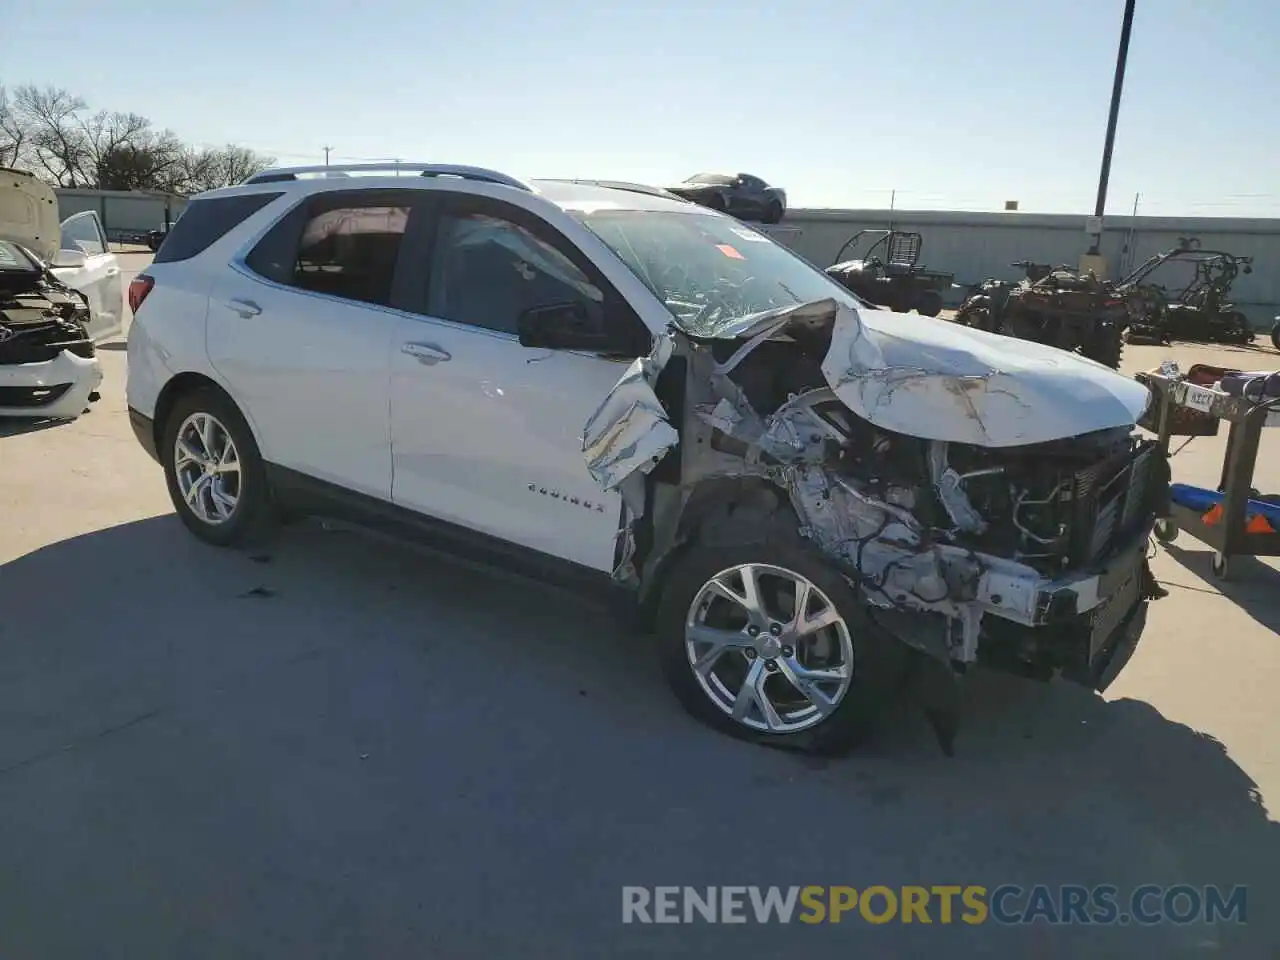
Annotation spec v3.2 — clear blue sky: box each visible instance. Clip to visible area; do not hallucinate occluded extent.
[3,0,1277,215]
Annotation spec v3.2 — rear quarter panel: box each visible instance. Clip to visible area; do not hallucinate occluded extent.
[125,264,218,421]
[126,191,291,434]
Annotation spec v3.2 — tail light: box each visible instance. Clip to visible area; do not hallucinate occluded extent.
[128,274,155,314]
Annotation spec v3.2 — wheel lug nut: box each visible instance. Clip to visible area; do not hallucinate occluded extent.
[765,661,779,672]
[782,646,794,658]
[747,625,760,637]
[769,623,782,636]
[745,649,757,660]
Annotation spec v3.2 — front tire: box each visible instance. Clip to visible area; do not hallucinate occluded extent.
[654,501,908,754]
[161,386,276,547]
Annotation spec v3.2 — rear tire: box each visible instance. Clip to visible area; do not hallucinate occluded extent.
[1271,321,1280,352]
[654,496,909,755]
[763,200,783,224]
[161,386,276,547]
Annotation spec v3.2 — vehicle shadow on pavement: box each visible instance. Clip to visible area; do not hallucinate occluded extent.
[1157,544,1280,635]
[0,515,1276,958]
[0,417,69,438]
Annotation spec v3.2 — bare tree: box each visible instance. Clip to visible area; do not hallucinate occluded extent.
[13,85,90,186]
[0,87,29,168]
[171,144,275,193]
[0,82,276,193]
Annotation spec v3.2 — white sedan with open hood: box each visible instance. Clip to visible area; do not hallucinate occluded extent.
[124,167,1169,755]
[0,167,122,419]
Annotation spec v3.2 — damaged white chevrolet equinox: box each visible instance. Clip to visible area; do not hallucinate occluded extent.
[127,163,1170,754]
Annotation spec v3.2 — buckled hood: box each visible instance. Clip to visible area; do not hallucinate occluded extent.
[0,168,60,264]
[699,298,1150,448]
[584,298,1153,492]
[824,301,1151,447]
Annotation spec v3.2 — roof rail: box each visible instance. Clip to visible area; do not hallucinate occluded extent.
[546,178,690,202]
[243,162,532,191]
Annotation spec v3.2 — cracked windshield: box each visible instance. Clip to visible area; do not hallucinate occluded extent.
[572,208,860,335]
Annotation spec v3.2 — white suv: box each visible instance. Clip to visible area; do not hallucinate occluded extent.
[127,163,1168,755]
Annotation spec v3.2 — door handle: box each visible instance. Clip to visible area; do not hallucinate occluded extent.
[227,298,262,318]
[105,268,120,277]
[401,342,452,365]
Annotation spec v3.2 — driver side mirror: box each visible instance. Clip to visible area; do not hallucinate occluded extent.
[518,301,613,352]
[51,248,87,269]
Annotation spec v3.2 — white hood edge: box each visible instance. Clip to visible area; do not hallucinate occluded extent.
[0,169,60,264]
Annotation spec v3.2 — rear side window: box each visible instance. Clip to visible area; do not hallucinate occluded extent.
[153,192,282,263]
[244,192,412,308]
[292,205,408,306]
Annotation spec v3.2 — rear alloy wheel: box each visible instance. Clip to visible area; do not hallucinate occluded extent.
[174,412,242,525]
[162,387,276,547]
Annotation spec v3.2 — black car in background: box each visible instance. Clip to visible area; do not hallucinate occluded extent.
[146,222,177,252]
[665,172,787,223]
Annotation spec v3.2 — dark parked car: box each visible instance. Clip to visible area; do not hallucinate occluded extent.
[665,172,787,223]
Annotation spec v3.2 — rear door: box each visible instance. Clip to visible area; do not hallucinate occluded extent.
[55,211,122,340]
[207,189,424,499]
[388,193,646,570]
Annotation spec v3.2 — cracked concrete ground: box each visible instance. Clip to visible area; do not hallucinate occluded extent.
[1,253,1277,958]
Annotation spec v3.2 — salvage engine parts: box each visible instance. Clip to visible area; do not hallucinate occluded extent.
[0,241,95,364]
[585,298,1168,754]
[953,261,1128,369]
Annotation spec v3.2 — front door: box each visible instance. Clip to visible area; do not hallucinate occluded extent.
[389,194,642,571]
[56,211,122,340]
[206,190,423,500]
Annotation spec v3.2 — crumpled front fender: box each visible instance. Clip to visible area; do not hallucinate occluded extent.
[581,334,678,496]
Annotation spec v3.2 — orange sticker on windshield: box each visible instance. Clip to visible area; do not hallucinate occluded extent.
[716,244,746,260]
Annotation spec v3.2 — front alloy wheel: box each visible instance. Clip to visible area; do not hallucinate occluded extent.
[174,412,241,525]
[684,563,855,734]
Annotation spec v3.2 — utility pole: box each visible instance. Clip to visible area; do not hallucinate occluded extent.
[323,146,333,167]
[1085,0,1137,260]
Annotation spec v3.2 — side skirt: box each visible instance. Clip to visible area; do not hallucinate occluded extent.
[264,464,639,614]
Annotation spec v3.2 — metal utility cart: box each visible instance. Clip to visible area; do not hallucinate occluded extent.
[1137,370,1280,580]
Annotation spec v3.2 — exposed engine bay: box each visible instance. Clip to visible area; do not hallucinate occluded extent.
[0,240,100,416]
[0,242,95,362]
[583,299,1169,748]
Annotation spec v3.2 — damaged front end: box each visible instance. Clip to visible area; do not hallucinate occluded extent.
[584,299,1168,751]
[0,240,100,417]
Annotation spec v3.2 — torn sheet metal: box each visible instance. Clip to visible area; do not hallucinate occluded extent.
[819,300,1152,448]
[928,442,989,535]
[582,333,677,493]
